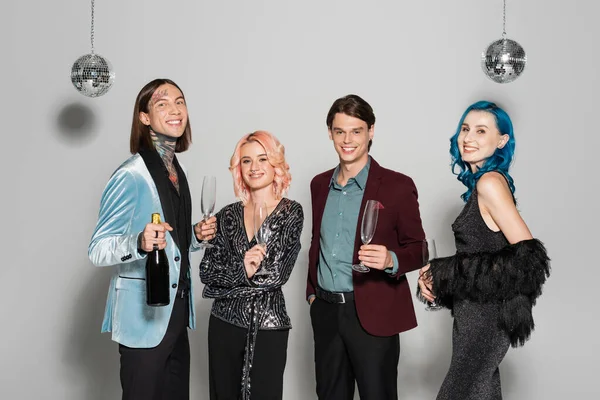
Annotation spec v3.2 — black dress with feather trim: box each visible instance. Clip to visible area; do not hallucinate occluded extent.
[421,185,550,400]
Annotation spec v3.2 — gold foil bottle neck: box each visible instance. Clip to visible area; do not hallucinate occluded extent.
[151,213,162,224]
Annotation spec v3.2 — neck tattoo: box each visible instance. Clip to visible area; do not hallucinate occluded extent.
[150,129,179,192]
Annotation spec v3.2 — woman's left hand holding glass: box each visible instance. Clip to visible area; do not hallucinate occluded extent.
[244,245,266,278]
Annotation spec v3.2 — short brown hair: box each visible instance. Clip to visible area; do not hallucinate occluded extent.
[326,94,375,151]
[129,79,192,154]
[326,94,376,129]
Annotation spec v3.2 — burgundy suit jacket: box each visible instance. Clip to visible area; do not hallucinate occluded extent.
[306,158,425,336]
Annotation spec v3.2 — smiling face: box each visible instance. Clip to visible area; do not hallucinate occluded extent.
[458,110,509,171]
[328,113,374,167]
[239,140,276,193]
[139,83,188,138]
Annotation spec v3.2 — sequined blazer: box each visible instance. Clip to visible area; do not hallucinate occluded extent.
[200,198,304,330]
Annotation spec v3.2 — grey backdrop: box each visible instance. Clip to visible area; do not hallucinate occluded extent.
[1,0,597,399]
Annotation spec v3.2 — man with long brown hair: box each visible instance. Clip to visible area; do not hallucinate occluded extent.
[89,79,216,400]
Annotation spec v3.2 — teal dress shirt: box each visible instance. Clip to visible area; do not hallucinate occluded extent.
[317,158,398,293]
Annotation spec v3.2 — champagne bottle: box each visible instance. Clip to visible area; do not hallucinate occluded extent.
[146,213,170,306]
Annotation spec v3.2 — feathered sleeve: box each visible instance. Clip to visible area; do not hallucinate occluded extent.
[418,239,550,347]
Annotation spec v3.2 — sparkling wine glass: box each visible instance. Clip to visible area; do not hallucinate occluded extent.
[423,238,442,311]
[253,202,273,276]
[200,176,216,249]
[352,200,380,273]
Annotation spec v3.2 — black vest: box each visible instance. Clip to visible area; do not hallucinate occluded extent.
[139,147,192,290]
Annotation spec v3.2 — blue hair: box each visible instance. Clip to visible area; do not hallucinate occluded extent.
[450,101,516,202]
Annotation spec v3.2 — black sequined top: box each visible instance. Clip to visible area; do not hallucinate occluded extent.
[200,198,304,330]
[452,186,509,254]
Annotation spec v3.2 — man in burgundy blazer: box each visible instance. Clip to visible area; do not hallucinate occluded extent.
[307,95,425,399]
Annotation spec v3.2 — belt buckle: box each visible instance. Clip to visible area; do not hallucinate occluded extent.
[338,292,346,304]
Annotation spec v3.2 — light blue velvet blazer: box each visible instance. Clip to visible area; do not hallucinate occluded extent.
[88,154,201,348]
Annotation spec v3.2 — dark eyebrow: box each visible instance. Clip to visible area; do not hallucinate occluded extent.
[474,125,489,128]
[332,126,364,131]
[155,96,185,103]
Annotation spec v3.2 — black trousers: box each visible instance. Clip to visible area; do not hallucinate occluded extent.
[118,294,190,400]
[310,297,400,400]
[208,315,289,400]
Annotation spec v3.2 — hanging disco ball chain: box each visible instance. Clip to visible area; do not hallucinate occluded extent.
[70,0,115,97]
[481,0,527,84]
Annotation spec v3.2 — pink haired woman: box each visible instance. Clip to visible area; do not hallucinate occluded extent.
[199,131,304,400]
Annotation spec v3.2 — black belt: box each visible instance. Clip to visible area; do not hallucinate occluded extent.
[176,287,190,298]
[315,287,354,304]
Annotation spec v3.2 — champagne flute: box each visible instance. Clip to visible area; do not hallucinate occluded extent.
[352,200,380,273]
[423,238,442,311]
[200,176,216,249]
[253,202,272,276]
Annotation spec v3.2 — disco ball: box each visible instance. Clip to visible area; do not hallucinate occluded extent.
[70,53,115,97]
[481,38,526,84]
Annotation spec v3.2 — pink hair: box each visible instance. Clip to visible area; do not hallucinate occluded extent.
[229,131,291,205]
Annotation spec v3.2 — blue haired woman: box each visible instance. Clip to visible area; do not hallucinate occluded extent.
[417,101,550,399]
